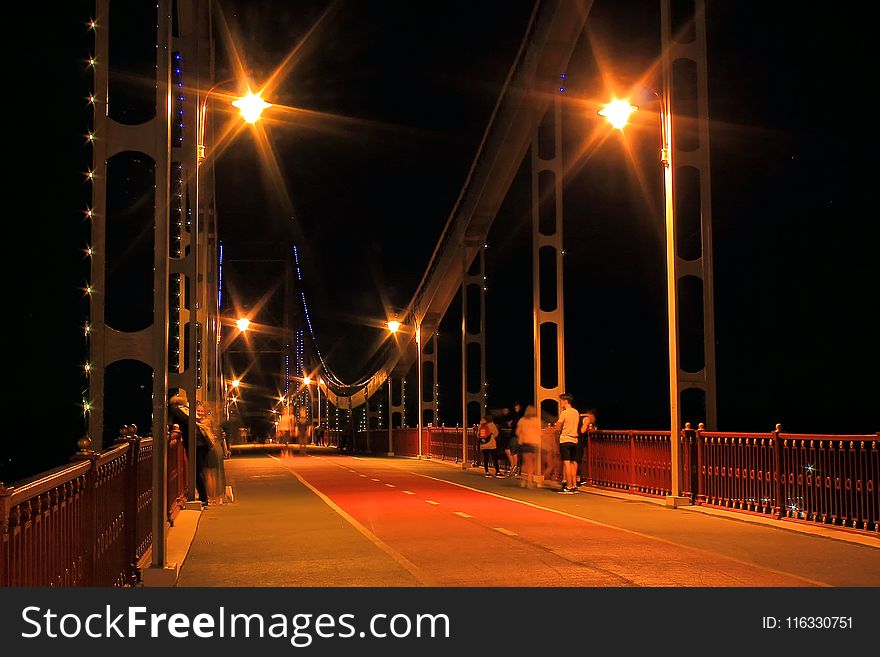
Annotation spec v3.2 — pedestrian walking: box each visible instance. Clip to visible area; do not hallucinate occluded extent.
[516,405,541,487]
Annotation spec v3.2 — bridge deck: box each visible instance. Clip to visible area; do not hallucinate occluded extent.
[176,449,879,587]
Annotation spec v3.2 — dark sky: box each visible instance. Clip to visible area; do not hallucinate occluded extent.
[6,0,877,483]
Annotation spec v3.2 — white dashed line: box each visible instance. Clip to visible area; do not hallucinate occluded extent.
[453,512,473,518]
[402,491,415,495]
[359,474,367,478]
[425,500,440,505]
[494,527,517,536]
[371,478,381,482]
[385,483,396,488]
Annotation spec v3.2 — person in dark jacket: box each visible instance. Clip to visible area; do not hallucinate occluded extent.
[169,391,211,506]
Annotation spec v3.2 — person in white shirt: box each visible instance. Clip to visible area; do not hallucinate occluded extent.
[555,393,580,493]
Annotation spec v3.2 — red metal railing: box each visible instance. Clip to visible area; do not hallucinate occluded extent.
[529,425,877,533]
[695,427,879,532]
[0,429,188,587]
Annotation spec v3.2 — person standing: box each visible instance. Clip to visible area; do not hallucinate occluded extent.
[295,407,311,455]
[576,409,596,487]
[478,414,501,477]
[555,393,580,493]
[169,391,210,506]
[278,405,296,455]
[505,401,524,476]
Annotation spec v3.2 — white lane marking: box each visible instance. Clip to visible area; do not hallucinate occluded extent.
[425,500,440,505]
[454,512,473,518]
[409,471,829,587]
[371,478,381,482]
[359,474,367,478]
[267,455,433,585]
[385,483,396,488]
[402,491,415,495]
[494,527,517,536]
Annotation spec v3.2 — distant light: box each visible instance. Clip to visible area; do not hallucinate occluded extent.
[236,317,251,332]
[230,379,241,388]
[88,95,96,104]
[88,19,96,30]
[386,320,400,334]
[88,57,96,67]
[599,99,638,130]
[232,92,271,124]
[302,376,312,385]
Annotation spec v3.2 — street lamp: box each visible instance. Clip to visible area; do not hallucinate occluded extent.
[235,317,251,332]
[599,86,686,504]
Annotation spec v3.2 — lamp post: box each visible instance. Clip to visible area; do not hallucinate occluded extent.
[192,86,269,503]
[599,85,686,505]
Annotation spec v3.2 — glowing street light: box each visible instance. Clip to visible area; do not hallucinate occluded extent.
[229,378,241,389]
[598,98,638,130]
[232,91,272,124]
[386,320,401,334]
[235,317,251,332]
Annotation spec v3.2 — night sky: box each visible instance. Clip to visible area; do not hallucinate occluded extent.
[6,0,877,484]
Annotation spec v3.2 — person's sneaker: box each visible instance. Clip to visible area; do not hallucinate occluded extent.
[569,487,580,493]
[557,486,571,494]
[495,472,505,478]
[577,480,587,487]
[484,473,492,477]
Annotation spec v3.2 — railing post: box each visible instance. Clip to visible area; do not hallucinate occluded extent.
[681,423,694,502]
[119,427,140,585]
[586,429,593,485]
[0,482,10,587]
[71,436,98,586]
[696,422,706,505]
[772,423,783,519]
[629,430,636,493]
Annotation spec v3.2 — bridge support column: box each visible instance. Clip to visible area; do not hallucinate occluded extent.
[388,376,405,456]
[461,245,487,468]
[420,332,439,428]
[91,0,175,568]
[532,94,565,487]
[660,0,715,501]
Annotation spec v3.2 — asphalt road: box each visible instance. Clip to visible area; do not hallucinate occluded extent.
[177,449,880,587]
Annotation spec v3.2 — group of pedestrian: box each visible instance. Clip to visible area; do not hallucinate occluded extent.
[278,406,329,454]
[478,394,596,493]
[168,390,230,507]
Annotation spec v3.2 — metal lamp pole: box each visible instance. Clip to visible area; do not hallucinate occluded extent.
[416,322,423,459]
[599,85,684,504]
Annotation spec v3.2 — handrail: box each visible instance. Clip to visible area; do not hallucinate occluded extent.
[7,461,92,507]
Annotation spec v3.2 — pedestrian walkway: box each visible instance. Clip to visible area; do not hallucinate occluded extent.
[177,448,879,587]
